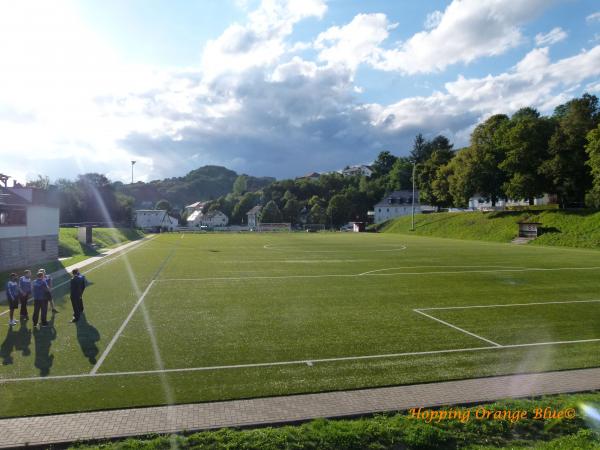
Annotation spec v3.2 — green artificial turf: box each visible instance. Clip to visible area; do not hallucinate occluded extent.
[0,232,599,418]
[381,210,600,249]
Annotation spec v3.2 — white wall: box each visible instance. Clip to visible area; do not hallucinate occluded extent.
[374,205,421,224]
[0,206,58,239]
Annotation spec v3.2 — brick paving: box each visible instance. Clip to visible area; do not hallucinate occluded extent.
[1,367,599,448]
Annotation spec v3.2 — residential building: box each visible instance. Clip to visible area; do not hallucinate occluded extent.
[246,205,262,229]
[468,193,556,210]
[184,201,207,215]
[0,183,60,272]
[373,190,434,224]
[187,209,229,228]
[135,210,178,231]
[341,165,373,177]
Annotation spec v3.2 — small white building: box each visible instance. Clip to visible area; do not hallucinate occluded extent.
[184,201,207,215]
[468,193,555,211]
[342,165,373,177]
[0,183,60,271]
[188,209,229,228]
[373,190,434,224]
[246,205,262,229]
[135,210,178,231]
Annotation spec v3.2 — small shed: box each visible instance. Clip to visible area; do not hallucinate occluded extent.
[351,222,366,232]
[77,225,93,244]
[518,221,541,238]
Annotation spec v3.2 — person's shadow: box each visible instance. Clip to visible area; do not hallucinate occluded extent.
[33,318,57,376]
[0,327,17,365]
[76,314,100,365]
[15,322,31,357]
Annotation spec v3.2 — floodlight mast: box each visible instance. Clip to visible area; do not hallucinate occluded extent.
[411,161,416,231]
[131,161,136,184]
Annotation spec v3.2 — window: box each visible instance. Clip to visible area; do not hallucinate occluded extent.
[0,207,27,226]
[41,239,46,252]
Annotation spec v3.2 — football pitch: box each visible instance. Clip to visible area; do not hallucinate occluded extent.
[1,232,599,418]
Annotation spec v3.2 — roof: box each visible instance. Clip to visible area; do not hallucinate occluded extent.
[187,210,202,221]
[185,201,205,209]
[136,209,167,214]
[374,190,420,207]
[0,188,28,206]
[247,205,262,215]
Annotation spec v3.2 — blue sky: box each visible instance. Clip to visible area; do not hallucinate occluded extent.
[1,0,599,183]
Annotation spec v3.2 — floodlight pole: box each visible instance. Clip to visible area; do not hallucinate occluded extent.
[131,161,136,184]
[411,161,416,231]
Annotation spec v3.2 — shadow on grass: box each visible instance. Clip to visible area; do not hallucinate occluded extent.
[76,314,100,365]
[0,322,32,365]
[33,317,56,377]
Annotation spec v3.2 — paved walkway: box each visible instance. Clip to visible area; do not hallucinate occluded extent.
[1,367,599,448]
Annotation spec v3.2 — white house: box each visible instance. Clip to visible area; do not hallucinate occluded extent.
[342,165,374,177]
[468,193,555,210]
[184,201,207,215]
[187,209,229,228]
[0,182,60,272]
[246,205,261,229]
[135,210,178,231]
[373,190,435,224]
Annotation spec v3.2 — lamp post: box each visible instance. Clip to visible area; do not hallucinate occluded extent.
[411,161,416,231]
[131,161,136,184]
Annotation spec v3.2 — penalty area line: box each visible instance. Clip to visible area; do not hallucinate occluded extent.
[419,299,600,311]
[2,338,600,384]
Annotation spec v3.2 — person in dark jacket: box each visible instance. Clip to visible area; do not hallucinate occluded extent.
[6,273,19,326]
[32,272,50,328]
[70,269,87,323]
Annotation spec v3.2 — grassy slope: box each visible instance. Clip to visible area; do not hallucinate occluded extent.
[1,233,599,418]
[70,393,600,450]
[381,210,600,249]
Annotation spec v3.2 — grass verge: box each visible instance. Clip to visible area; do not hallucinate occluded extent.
[69,392,600,449]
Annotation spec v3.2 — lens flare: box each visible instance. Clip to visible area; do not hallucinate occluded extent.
[580,403,600,431]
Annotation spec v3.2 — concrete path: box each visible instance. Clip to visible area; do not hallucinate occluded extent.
[1,367,599,448]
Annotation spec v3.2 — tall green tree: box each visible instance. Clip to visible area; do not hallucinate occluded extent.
[410,133,429,163]
[387,157,413,191]
[155,199,171,211]
[326,194,352,227]
[416,136,454,207]
[232,175,248,195]
[448,147,478,207]
[282,197,301,224]
[585,123,600,208]
[540,94,599,206]
[260,200,283,223]
[372,151,397,177]
[468,114,510,206]
[499,108,553,204]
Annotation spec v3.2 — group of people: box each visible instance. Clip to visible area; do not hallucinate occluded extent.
[5,268,87,328]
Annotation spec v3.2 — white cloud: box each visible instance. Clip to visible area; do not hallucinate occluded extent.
[586,12,600,23]
[314,13,395,70]
[535,27,567,46]
[424,10,443,29]
[201,0,326,80]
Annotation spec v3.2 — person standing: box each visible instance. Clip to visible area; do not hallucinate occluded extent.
[32,272,50,328]
[6,273,19,326]
[18,270,32,320]
[69,269,87,323]
[39,269,58,314]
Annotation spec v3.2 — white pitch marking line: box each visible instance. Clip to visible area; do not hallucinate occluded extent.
[90,280,156,374]
[3,338,600,384]
[358,265,527,276]
[154,265,600,283]
[420,299,600,311]
[413,309,502,347]
[0,236,156,317]
[263,243,408,253]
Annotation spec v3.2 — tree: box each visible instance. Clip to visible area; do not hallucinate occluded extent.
[282,197,301,224]
[585,123,600,208]
[499,108,553,204]
[327,194,352,227]
[372,151,397,177]
[410,133,431,163]
[415,136,454,207]
[260,200,283,223]
[387,157,413,191]
[26,175,50,190]
[309,203,327,224]
[448,147,478,207]
[467,114,510,206]
[155,199,171,211]
[540,94,599,207]
[232,175,248,195]
[231,192,260,224]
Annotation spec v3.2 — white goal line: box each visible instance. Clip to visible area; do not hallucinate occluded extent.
[1,337,600,384]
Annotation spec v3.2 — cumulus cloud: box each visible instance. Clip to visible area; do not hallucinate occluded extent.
[586,12,600,23]
[535,27,567,46]
[424,10,443,29]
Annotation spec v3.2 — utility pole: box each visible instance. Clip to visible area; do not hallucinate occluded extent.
[131,161,136,184]
[411,161,416,231]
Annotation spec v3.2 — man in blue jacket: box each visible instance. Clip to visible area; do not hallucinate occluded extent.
[70,268,87,323]
[32,272,50,328]
[6,273,19,326]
